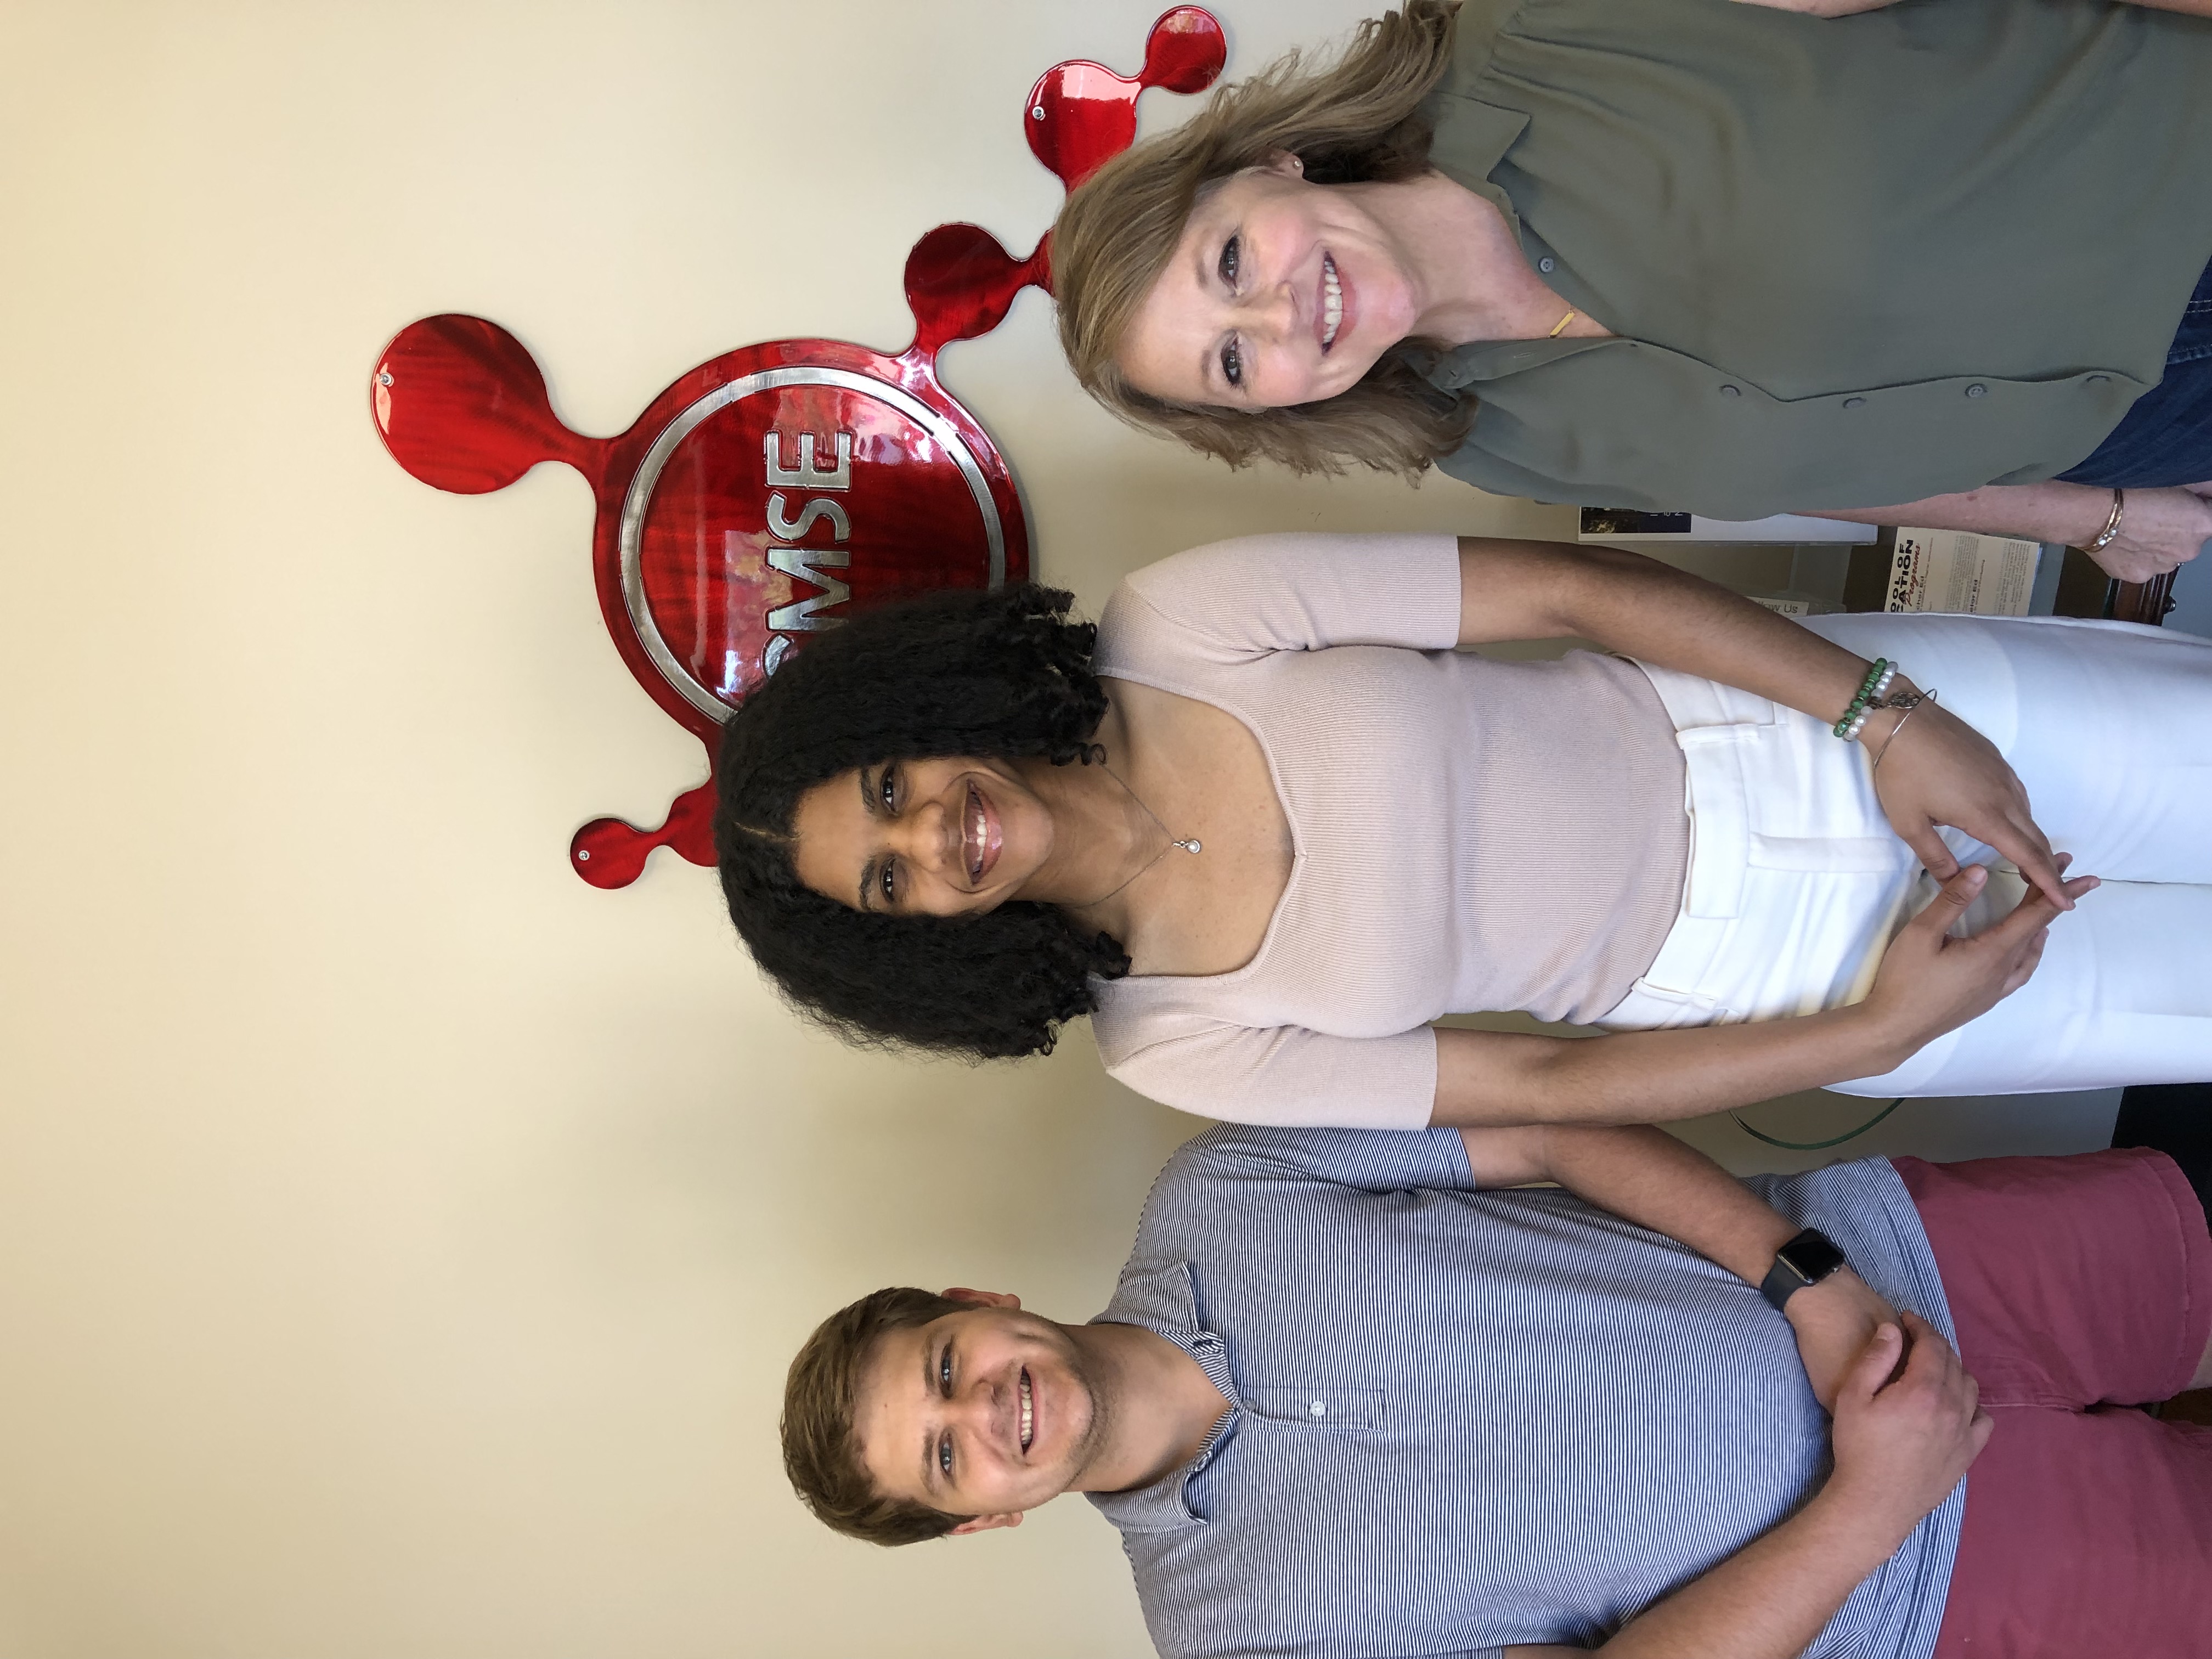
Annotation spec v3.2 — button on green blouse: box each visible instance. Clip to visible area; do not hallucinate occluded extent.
[1417,0,2212,517]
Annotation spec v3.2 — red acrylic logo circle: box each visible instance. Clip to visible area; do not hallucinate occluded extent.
[369,9,1225,888]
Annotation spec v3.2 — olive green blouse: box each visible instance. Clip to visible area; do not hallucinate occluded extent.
[1418,0,2212,517]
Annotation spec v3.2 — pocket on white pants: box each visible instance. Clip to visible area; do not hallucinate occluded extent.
[1599,974,1744,1031]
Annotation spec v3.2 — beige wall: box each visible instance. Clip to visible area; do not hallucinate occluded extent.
[0,4,2117,1656]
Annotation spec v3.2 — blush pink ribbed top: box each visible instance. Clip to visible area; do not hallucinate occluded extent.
[1088,533,1689,1127]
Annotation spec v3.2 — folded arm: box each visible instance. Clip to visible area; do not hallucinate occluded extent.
[1461,1121,1805,1279]
[1457,1123,1895,1409]
[1499,1455,1918,1659]
[1453,536,2072,907]
[1463,1127,1988,1658]
[1500,1313,1981,1659]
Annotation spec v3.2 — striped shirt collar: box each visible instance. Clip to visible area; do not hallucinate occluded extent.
[1086,1262,1240,1537]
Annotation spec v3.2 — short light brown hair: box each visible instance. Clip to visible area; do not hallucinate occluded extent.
[1051,0,1472,479]
[781,1286,973,1546]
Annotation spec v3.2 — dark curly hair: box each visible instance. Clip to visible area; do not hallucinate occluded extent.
[714,584,1131,1060]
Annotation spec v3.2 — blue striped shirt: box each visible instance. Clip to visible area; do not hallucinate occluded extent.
[1089,1127,1963,1659]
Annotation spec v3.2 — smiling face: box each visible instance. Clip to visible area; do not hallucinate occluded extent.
[853,1294,1102,1528]
[789,755,1055,917]
[1117,153,1421,411]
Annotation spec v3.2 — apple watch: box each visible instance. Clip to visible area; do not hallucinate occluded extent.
[1760,1228,1848,1312]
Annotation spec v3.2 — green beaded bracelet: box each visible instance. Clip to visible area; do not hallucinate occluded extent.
[1831,658,1892,738]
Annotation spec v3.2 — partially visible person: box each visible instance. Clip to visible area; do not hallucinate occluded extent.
[715,532,2212,1128]
[1051,0,2212,580]
[781,1124,2211,1658]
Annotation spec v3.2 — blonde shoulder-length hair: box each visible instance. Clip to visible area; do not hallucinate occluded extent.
[1052,0,1471,480]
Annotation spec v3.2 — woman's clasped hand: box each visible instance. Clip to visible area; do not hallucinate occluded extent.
[1857,862,2091,1062]
[1859,689,2074,910]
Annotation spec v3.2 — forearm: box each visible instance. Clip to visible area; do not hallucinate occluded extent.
[1462,1120,1903,1415]
[1800,481,2110,545]
[1500,1487,1906,1659]
[1459,540,1887,733]
[1587,1487,1906,1659]
[1431,1006,1914,1129]
[1514,1125,1797,1283]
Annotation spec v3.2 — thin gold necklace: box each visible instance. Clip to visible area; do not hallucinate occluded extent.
[1070,757,1199,911]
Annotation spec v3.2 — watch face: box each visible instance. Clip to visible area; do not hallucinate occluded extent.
[1781,1231,1847,1285]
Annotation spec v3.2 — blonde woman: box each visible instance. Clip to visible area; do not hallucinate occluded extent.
[1052,0,2212,582]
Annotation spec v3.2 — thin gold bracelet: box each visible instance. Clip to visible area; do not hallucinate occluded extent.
[2083,489,2126,554]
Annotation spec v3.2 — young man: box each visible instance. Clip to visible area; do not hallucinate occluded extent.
[782,1124,2212,1658]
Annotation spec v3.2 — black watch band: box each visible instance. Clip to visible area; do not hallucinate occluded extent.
[1760,1228,1848,1312]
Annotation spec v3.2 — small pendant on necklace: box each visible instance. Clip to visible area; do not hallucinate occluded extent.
[1173,839,1202,854]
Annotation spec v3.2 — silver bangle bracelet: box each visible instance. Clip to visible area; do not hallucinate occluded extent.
[1872,689,1937,770]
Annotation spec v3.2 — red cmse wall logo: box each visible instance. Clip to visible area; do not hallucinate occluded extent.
[370,7,1223,889]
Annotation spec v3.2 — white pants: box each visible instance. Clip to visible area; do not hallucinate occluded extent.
[1599,614,2212,1096]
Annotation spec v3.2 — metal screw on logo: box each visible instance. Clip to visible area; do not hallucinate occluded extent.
[368,7,1224,888]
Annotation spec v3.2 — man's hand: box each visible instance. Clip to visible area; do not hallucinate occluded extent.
[1866,685,2072,909]
[1785,1269,1899,1412]
[1825,1313,1992,1547]
[1531,1311,1990,1656]
[1858,862,2092,1050]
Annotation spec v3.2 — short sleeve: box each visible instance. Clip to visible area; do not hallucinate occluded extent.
[1098,533,1462,675]
[1099,1017,1439,1131]
[1177,1123,1477,1195]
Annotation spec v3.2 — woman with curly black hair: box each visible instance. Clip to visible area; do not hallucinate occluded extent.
[716,533,2212,1129]
[715,583,1130,1061]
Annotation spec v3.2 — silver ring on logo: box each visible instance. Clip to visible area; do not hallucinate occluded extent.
[618,366,1008,723]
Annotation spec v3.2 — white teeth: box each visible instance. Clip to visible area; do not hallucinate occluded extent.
[1019,1373,1033,1451]
[1321,255,1342,349]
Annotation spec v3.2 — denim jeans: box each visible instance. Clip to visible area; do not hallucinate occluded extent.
[2059,255,2212,489]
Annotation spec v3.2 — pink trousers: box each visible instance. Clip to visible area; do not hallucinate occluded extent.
[1897,1150,2212,1656]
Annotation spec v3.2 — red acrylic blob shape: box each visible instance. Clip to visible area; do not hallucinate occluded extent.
[571,781,717,889]
[904,223,1051,359]
[373,315,594,493]
[369,9,1224,887]
[1024,6,1227,190]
